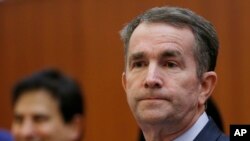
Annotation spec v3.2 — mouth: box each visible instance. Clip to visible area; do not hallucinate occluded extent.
[138,96,170,101]
[136,91,171,102]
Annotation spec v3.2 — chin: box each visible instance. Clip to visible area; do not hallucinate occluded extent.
[136,112,168,124]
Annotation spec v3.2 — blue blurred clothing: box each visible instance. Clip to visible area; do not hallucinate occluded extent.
[0,129,14,141]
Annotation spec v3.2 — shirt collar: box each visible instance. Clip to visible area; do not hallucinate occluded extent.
[173,112,209,141]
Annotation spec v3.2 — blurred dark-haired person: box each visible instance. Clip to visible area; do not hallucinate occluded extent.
[11,69,85,141]
[120,6,229,141]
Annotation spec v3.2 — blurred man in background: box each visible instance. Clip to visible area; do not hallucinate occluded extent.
[11,69,85,141]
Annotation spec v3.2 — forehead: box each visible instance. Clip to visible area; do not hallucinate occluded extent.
[14,89,60,116]
[128,22,195,55]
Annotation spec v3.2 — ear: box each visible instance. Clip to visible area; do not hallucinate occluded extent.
[122,72,127,92]
[66,115,84,141]
[198,71,217,106]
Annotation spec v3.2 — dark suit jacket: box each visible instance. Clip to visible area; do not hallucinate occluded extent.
[194,118,229,141]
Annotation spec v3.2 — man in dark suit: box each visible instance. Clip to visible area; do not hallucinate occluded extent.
[120,6,229,141]
[138,98,227,141]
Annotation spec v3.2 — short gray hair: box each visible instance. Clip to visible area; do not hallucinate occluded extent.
[120,6,219,79]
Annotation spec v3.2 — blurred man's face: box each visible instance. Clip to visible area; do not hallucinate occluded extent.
[12,89,77,141]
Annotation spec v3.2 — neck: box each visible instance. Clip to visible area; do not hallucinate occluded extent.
[140,107,205,141]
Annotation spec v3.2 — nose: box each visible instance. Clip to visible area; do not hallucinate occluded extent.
[19,119,36,139]
[144,63,163,89]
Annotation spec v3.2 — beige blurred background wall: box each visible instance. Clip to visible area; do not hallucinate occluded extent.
[0,0,249,141]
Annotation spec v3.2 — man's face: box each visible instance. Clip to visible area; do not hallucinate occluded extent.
[122,22,208,127]
[12,89,76,141]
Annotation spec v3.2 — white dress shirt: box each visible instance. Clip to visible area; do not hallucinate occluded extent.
[173,112,209,141]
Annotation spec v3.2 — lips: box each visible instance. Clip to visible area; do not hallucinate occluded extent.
[143,97,166,100]
[137,95,171,101]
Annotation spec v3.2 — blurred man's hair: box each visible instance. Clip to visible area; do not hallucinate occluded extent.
[12,69,85,123]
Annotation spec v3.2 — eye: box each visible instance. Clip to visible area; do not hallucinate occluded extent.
[163,61,178,68]
[33,115,49,123]
[132,61,147,68]
[13,115,23,124]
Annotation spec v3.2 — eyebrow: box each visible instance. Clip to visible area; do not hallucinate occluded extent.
[160,50,182,59]
[127,50,183,65]
[127,52,145,67]
[13,113,21,118]
[128,52,145,61]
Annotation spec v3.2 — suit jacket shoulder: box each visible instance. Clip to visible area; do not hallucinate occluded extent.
[194,118,229,141]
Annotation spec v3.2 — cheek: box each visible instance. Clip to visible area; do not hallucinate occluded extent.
[35,122,61,138]
[126,75,137,89]
[126,89,136,108]
[125,76,138,97]
[171,76,200,104]
[181,88,200,109]
[126,73,145,94]
[177,73,200,93]
[11,125,20,137]
[36,125,53,137]
[125,81,140,110]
